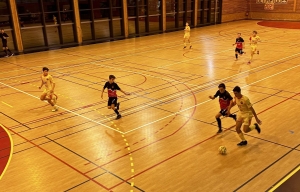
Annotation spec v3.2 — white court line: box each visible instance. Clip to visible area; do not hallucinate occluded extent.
[124,63,300,134]
[0,81,124,134]
[93,51,300,119]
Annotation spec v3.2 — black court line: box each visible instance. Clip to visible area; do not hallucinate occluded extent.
[233,144,300,191]
[45,136,145,192]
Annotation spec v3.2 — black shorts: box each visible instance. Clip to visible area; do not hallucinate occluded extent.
[108,97,117,106]
[2,41,7,48]
[235,48,243,54]
[219,109,228,116]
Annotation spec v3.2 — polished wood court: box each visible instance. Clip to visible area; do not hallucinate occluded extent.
[0,20,300,191]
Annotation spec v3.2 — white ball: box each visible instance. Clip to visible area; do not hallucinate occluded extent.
[219,146,227,155]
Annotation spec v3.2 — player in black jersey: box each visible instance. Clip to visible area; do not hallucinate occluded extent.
[0,29,13,57]
[101,75,130,120]
[232,33,245,61]
[209,83,236,133]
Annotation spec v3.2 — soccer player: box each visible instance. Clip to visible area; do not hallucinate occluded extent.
[101,75,130,120]
[227,86,262,146]
[248,31,260,64]
[183,22,192,49]
[233,33,245,61]
[209,83,236,133]
[0,29,14,57]
[39,67,58,112]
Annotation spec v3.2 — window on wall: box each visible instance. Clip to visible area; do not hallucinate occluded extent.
[79,0,124,42]
[197,0,221,26]
[166,0,194,31]
[0,0,15,51]
[16,0,75,49]
[128,0,162,36]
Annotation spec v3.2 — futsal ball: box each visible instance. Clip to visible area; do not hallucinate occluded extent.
[219,146,227,155]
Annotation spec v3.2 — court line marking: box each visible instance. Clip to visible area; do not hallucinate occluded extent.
[0,124,13,180]
[124,63,300,134]
[1,101,13,108]
[0,124,110,190]
[267,165,300,192]
[92,51,300,123]
[0,81,124,134]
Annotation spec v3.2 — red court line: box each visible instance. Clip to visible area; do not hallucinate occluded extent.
[3,126,111,191]
[107,92,299,190]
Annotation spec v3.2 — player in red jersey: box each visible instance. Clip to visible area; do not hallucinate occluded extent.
[209,83,236,133]
[101,75,130,120]
[233,33,245,61]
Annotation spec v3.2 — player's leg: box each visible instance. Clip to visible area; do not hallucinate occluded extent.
[111,98,121,119]
[235,48,239,60]
[248,46,256,64]
[215,111,223,133]
[183,35,186,49]
[3,47,8,57]
[236,115,247,146]
[40,92,47,101]
[47,93,58,112]
[243,116,261,134]
[187,36,192,49]
[6,47,12,56]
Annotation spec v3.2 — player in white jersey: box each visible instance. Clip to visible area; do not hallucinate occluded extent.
[39,67,58,112]
[227,86,262,146]
[183,22,192,49]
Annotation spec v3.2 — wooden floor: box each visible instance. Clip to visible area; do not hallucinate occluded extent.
[0,20,300,192]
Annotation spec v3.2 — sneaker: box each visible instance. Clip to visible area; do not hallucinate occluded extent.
[183,46,186,49]
[247,61,251,64]
[189,45,192,49]
[254,123,261,133]
[217,129,223,134]
[52,107,58,112]
[116,102,120,110]
[232,114,237,121]
[116,114,122,120]
[10,53,14,57]
[237,140,248,146]
[257,51,259,55]
[5,55,9,57]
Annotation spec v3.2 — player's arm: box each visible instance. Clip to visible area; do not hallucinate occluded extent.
[249,105,262,125]
[120,89,130,96]
[209,91,219,100]
[101,83,107,99]
[39,77,44,89]
[226,99,236,115]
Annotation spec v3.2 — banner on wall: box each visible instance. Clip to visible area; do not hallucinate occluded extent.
[256,0,287,3]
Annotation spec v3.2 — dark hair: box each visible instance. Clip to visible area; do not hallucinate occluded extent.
[233,86,241,93]
[42,67,49,71]
[237,33,241,35]
[218,83,226,89]
[109,75,116,79]
[253,31,257,34]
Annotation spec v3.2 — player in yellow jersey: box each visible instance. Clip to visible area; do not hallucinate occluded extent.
[227,86,262,146]
[183,22,192,49]
[39,67,58,112]
[248,31,260,64]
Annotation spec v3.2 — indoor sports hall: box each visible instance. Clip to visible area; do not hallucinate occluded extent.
[0,0,299,191]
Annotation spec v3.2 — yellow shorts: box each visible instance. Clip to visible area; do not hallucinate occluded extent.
[42,89,53,98]
[251,45,257,52]
[184,34,190,39]
[237,113,253,126]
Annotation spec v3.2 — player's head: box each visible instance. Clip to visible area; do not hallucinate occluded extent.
[233,86,242,98]
[253,31,257,36]
[237,33,241,37]
[0,29,4,33]
[42,67,49,76]
[186,22,189,26]
[218,83,226,93]
[109,75,116,83]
